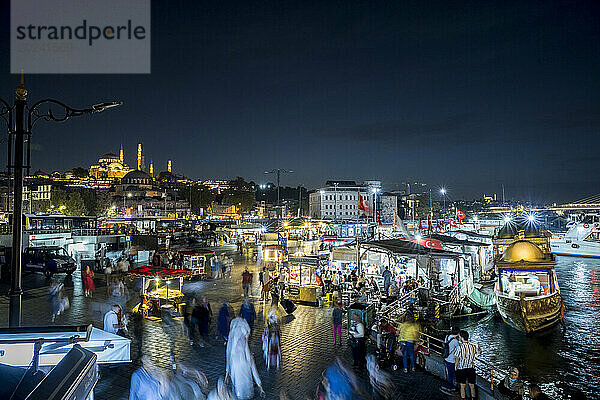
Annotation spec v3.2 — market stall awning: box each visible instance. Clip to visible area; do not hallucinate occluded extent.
[128,266,193,278]
[449,229,492,239]
[361,239,460,257]
[178,249,215,256]
[428,234,491,247]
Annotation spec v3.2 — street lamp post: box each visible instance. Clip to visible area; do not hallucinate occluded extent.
[265,168,292,218]
[440,188,446,217]
[0,77,121,327]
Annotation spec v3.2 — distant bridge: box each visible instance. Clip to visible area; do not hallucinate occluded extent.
[546,193,600,211]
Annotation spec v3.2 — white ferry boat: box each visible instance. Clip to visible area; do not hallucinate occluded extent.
[550,214,600,258]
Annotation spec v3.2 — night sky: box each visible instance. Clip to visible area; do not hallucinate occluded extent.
[0,1,599,203]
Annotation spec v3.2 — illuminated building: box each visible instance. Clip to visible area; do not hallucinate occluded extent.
[149,160,154,177]
[309,180,397,222]
[89,150,133,181]
[167,160,172,173]
[202,180,230,194]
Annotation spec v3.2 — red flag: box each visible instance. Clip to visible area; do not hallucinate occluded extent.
[418,219,423,231]
[377,211,382,226]
[410,237,443,250]
[358,193,373,216]
[456,209,466,224]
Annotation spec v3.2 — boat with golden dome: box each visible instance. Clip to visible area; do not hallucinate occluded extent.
[493,218,564,333]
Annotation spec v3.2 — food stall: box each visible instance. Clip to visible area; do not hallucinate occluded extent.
[129,266,191,319]
[286,255,328,305]
[262,244,285,270]
[178,249,215,279]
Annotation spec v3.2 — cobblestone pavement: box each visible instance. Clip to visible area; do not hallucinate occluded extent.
[0,245,455,400]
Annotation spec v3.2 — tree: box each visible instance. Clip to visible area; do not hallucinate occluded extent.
[221,189,256,213]
[181,185,216,216]
[94,191,113,216]
[70,167,89,178]
[50,188,69,212]
[65,192,86,216]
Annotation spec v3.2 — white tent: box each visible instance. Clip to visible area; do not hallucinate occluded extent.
[0,327,130,367]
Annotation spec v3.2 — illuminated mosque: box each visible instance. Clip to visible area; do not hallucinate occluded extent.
[89,145,133,181]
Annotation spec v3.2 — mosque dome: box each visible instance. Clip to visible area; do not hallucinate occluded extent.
[503,240,544,262]
[122,170,152,185]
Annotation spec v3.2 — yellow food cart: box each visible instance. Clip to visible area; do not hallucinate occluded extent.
[129,266,192,319]
[262,244,285,271]
[286,255,328,305]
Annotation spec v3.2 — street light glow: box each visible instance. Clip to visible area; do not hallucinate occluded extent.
[440,188,446,195]
[503,216,512,223]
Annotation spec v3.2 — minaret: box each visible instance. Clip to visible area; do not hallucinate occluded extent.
[119,145,124,163]
[168,160,172,173]
[149,160,154,177]
[137,143,143,171]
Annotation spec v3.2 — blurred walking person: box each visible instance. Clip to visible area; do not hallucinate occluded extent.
[49,279,69,323]
[332,301,343,345]
[242,268,252,298]
[321,359,362,400]
[226,318,265,399]
[262,309,281,370]
[239,298,257,331]
[366,353,393,399]
[399,312,420,373]
[349,313,366,368]
[217,300,234,345]
[83,265,95,297]
[207,377,235,400]
[129,355,168,400]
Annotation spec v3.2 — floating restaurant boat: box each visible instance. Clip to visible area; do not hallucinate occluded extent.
[493,221,564,333]
[550,214,600,258]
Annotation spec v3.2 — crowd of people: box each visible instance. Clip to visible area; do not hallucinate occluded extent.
[44,246,558,400]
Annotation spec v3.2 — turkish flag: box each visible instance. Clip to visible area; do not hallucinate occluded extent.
[456,209,466,224]
[358,193,373,216]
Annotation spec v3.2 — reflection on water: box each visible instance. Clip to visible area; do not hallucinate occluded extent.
[470,257,600,398]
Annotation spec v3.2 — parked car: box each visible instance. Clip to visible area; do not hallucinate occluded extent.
[23,246,76,278]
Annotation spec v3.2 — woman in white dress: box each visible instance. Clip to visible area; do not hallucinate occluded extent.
[226,318,264,399]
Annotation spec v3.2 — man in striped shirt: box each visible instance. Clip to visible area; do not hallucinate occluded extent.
[454,330,481,399]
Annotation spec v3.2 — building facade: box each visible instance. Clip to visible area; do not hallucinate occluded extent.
[309,180,396,223]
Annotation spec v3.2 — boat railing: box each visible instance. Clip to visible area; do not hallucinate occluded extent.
[377,287,419,320]
[419,331,509,390]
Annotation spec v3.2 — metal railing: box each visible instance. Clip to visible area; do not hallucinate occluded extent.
[377,287,419,320]
[418,331,509,390]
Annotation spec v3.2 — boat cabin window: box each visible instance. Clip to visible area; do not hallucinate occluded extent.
[499,270,551,297]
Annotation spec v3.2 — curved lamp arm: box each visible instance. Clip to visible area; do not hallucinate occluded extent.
[28,99,122,130]
[0,98,12,130]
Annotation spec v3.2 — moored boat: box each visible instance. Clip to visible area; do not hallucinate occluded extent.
[493,220,564,333]
[550,214,600,258]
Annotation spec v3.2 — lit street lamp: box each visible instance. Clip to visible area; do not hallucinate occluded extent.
[0,77,121,327]
[440,188,446,217]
